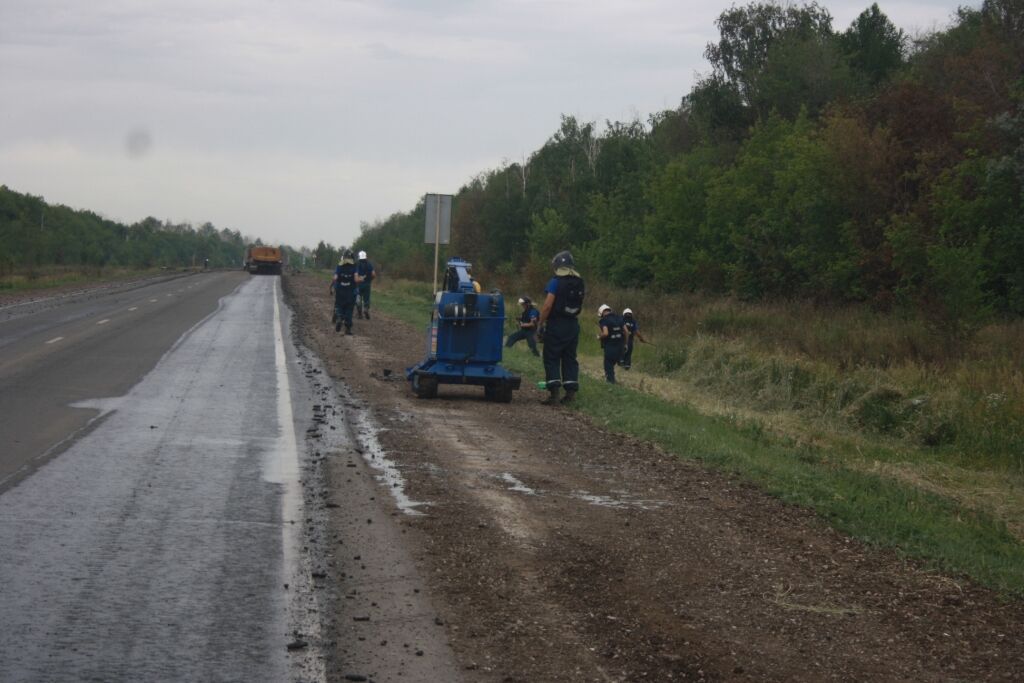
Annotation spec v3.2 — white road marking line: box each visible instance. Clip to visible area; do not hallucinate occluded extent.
[44,336,64,345]
[166,294,173,297]
[150,299,158,302]
[270,280,300,487]
[271,276,325,680]
[128,307,138,311]
[97,319,110,325]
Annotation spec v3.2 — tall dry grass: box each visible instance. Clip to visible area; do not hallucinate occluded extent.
[488,269,1024,472]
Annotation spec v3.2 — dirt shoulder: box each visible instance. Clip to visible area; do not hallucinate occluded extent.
[285,272,1024,682]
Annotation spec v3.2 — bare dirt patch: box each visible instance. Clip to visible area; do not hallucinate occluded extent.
[285,272,1024,681]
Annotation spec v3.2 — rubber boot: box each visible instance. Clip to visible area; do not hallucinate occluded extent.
[560,390,577,404]
[541,388,560,405]
[364,309,370,320]
[335,320,342,333]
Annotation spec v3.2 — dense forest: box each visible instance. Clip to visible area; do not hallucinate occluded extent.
[353,0,1023,332]
[0,184,268,272]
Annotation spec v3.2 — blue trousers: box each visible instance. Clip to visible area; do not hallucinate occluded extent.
[505,328,539,355]
[357,284,372,310]
[334,297,355,331]
[603,343,624,383]
[542,317,579,392]
[620,337,635,368]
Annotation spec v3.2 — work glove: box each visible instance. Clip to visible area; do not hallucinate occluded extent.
[536,325,545,344]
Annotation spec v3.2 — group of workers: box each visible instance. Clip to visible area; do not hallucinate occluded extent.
[506,250,649,405]
[329,247,644,405]
[329,249,376,335]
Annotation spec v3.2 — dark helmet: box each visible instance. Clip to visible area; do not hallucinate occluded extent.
[551,250,575,270]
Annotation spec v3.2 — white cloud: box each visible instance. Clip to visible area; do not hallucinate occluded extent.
[0,138,484,244]
[0,0,967,250]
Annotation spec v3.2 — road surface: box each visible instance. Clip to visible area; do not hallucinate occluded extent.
[0,274,461,682]
[0,272,246,487]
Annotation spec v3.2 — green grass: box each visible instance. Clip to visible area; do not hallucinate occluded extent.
[371,278,437,328]
[488,273,1024,472]
[573,379,1024,594]
[369,278,1024,595]
[0,265,174,293]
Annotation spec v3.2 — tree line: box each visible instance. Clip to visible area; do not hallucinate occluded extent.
[0,185,262,272]
[353,0,1023,334]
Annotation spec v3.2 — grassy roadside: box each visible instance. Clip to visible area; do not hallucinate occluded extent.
[0,265,184,294]
[367,276,1024,595]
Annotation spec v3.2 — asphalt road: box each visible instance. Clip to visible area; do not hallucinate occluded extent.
[0,272,248,487]
[0,274,318,681]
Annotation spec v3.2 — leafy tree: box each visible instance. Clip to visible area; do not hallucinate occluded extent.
[527,208,571,262]
[751,30,855,119]
[704,1,835,112]
[640,146,719,291]
[840,3,905,87]
[686,73,753,146]
[312,241,338,269]
[816,112,900,305]
[0,186,259,273]
[582,192,651,288]
[322,1,1024,335]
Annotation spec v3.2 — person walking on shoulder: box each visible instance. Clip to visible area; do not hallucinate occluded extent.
[355,250,376,319]
[505,296,541,356]
[331,250,364,335]
[597,304,628,383]
[537,251,585,405]
[619,308,647,370]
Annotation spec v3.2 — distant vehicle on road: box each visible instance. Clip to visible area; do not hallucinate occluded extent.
[244,246,284,275]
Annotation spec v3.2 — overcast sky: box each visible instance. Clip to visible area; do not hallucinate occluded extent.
[0,0,965,250]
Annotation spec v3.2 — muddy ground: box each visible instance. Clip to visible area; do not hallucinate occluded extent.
[284,272,1023,682]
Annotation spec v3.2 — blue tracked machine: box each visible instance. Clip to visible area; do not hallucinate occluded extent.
[406,258,522,401]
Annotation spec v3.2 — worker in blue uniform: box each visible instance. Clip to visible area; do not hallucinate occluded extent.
[537,251,585,404]
[505,296,540,356]
[597,304,628,383]
[331,249,364,335]
[355,250,376,320]
[619,308,647,369]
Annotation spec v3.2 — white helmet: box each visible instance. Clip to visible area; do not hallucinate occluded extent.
[623,308,633,316]
[358,250,367,260]
[598,304,611,316]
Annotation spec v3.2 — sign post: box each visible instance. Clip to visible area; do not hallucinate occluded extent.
[424,193,452,295]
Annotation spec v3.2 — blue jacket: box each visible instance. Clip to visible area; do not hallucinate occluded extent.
[333,264,358,302]
[357,259,375,284]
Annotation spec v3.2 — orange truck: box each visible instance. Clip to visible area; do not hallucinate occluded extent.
[245,245,284,275]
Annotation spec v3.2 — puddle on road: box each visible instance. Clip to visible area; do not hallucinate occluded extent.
[499,473,537,495]
[292,342,427,517]
[69,397,127,417]
[572,490,668,510]
[353,411,427,516]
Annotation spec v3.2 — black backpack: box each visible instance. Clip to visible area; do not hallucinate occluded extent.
[554,276,585,318]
